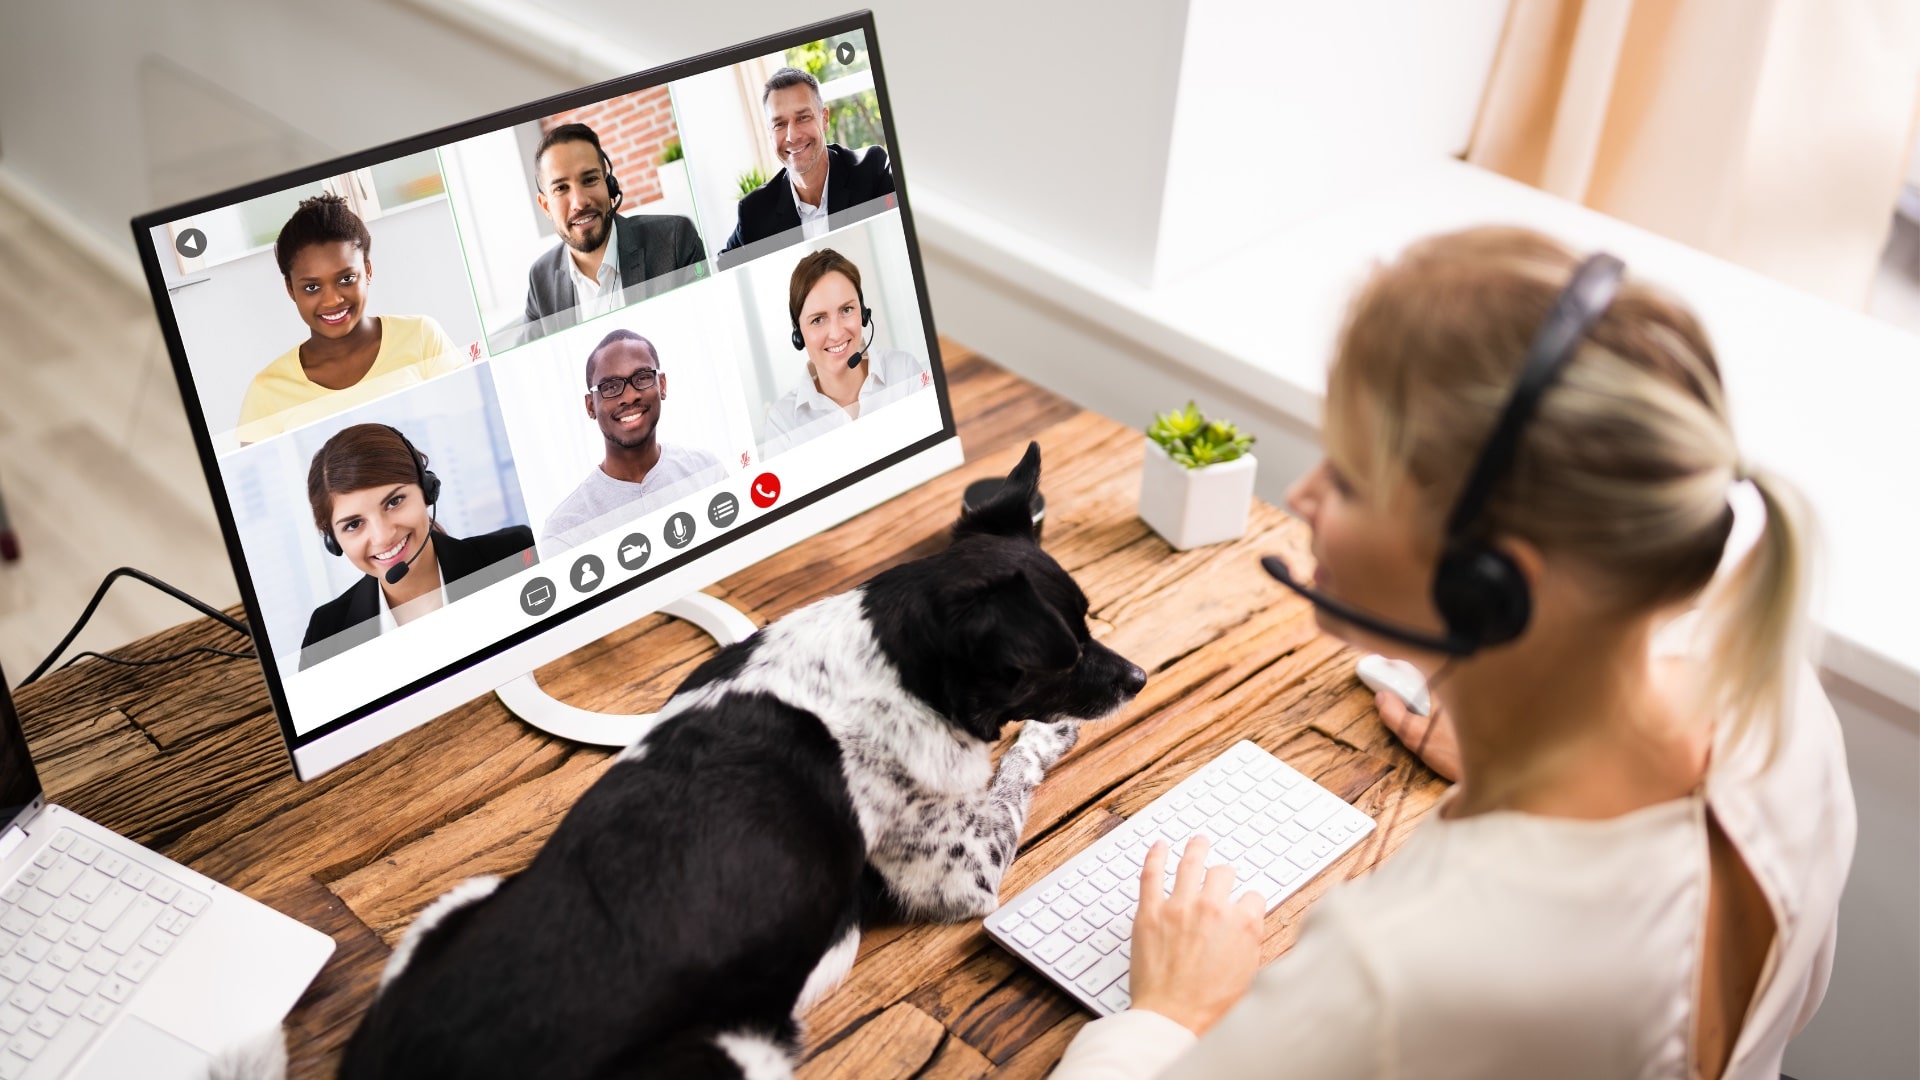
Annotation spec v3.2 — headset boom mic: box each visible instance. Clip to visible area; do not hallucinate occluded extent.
[1258,556,1474,657]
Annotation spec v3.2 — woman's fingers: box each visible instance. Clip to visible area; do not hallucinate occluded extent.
[1140,840,1169,915]
[1171,836,1212,902]
[1376,690,1461,782]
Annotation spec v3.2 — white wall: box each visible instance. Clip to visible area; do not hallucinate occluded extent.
[1156,0,1509,283]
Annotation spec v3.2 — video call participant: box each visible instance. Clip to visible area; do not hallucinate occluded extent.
[720,68,894,253]
[1047,229,1851,1080]
[238,194,464,443]
[299,424,535,669]
[763,248,927,448]
[524,124,705,334]
[541,330,725,550]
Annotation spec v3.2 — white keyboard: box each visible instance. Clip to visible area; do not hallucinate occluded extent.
[984,740,1375,1016]
[0,829,205,1079]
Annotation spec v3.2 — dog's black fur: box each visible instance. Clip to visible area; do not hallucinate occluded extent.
[339,444,1145,1079]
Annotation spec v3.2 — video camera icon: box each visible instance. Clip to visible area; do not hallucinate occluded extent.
[617,533,651,571]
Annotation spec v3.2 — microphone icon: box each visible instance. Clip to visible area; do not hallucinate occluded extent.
[663,512,696,550]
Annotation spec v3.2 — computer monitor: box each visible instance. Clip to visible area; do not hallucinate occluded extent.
[130,12,960,780]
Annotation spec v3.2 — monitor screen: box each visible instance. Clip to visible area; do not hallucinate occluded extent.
[131,14,958,777]
[0,669,44,826]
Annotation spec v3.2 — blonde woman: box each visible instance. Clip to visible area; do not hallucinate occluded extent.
[1052,228,1853,1080]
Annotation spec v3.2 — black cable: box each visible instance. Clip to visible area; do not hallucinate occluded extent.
[20,567,251,687]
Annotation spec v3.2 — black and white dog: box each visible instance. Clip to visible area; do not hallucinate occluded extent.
[339,444,1146,1079]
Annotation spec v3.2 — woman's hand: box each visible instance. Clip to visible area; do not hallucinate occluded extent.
[1376,691,1460,782]
[1126,837,1264,1036]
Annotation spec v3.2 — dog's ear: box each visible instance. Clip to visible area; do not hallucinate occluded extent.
[954,441,1042,541]
[958,569,1079,674]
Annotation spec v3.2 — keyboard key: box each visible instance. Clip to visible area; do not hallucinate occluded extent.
[62,926,98,952]
[1038,885,1063,904]
[81,886,134,933]
[1059,869,1086,889]
[14,938,47,965]
[26,1009,60,1038]
[1062,918,1094,943]
[117,951,155,983]
[29,852,54,872]
[44,989,79,1019]
[80,950,113,976]
[0,958,26,985]
[32,917,68,944]
[26,964,60,993]
[1032,912,1063,934]
[49,897,84,925]
[146,879,179,905]
[15,894,49,919]
[13,870,39,891]
[47,833,71,854]
[1284,786,1318,812]
[1056,945,1099,979]
[1088,929,1122,955]
[1013,925,1043,948]
[97,976,132,1004]
[22,1012,101,1078]
[1310,838,1334,859]
[66,841,98,866]
[66,871,109,907]
[79,999,112,1025]
[1033,936,1071,963]
[8,985,43,1014]
[1050,897,1083,920]
[1076,952,1131,996]
[100,897,162,954]
[94,853,127,879]
[1000,913,1024,934]
[9,1031,44,1060]
[1088,869,1121,892]
[1101,893,1131,915]
[0,887,20,907]
[120,865,153,892]
[0,1006,23,1034]
[64,969,97,998]
[1286,844,1320,870]
[1097,985,1132,1013]
[1296,799,1336,829]
[0,1052,25,1079]
[1109,914,1133,939]
[0,913,28,940]
[45,945,78,973]
[1068,884,1101,907]
[1018,899,1042,918]
[1279,822,1309,844]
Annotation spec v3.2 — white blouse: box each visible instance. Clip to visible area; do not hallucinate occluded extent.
[1051,622,1856,1080]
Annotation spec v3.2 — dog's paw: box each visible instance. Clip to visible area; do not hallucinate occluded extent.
[1014,718,1081,771]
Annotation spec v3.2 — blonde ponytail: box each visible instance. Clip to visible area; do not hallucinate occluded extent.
[1696,467,1818,763]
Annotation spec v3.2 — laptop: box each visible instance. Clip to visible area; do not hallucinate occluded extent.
[0,668,333,1078]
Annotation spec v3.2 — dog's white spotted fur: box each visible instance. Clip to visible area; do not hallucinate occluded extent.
[650,589,1078,922]
[714,1030,793,1080]
[380,875,502,988]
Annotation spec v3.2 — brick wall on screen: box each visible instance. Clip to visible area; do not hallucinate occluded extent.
[541,87,678,208]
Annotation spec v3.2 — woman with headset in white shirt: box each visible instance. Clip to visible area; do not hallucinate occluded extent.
[1051,227,1854,1080]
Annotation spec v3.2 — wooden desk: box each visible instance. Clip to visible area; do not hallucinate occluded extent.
[10,343,1448,1078]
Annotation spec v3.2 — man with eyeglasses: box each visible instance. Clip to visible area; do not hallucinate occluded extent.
[523,123,705,343]
[540,329,724,551]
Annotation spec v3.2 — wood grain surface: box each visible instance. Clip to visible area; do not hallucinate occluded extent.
[10,342,1448,1076]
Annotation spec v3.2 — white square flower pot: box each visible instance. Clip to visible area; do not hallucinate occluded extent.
[1138,438,1256,550]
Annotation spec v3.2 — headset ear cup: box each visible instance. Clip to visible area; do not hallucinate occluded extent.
[791,326,805,350]
[861,305,872,327]
[1432,545,1531,650]
[601,150,623,211]
[322,531,343,557]
[420,469,442,507]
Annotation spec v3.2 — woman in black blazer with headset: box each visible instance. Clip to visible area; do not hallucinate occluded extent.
[298,424,535,669]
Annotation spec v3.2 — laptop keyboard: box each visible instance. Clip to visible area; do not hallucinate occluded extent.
[0,829,205,1079]
[983,740,1375,1016]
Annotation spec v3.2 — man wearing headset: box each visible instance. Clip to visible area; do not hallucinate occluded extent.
[523,123,706,339]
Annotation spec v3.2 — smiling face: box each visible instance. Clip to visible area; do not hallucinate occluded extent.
[536,138,615,255]
[329,481,430,580]
[765,84,830,182]
[284,241,372,339]
[798,270,865,372]
[585,338,667,450]
[1284,405,1451,664]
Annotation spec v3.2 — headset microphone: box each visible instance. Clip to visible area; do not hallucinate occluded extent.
[846,317,875,370]
[1260,556,1476,656]
[384,519,435,586]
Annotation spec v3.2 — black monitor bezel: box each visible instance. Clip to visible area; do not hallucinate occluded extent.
[128,10,958,765]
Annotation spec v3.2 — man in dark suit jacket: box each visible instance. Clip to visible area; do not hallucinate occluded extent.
[298,526,536,668]
[523,123,705,335]
[721,68,895,253]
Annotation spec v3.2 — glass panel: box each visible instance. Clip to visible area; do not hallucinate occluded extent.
[236,181,329,252]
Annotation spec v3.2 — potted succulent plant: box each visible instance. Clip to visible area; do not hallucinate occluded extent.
[1138,402,1257,550]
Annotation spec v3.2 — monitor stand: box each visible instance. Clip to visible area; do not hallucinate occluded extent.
[493,592,758,747]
